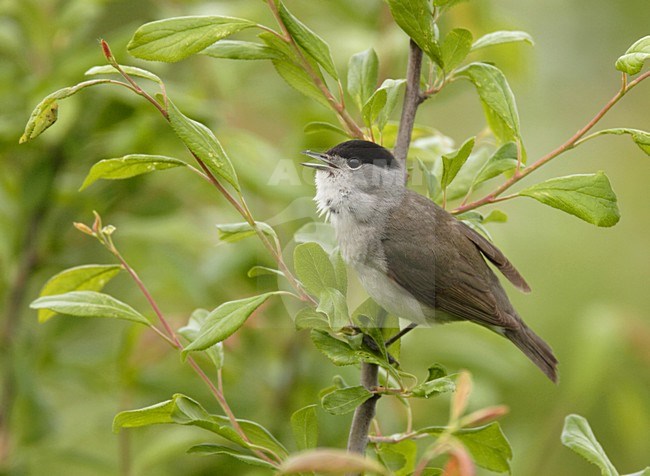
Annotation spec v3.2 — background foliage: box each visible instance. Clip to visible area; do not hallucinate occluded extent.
[1,0,648,475]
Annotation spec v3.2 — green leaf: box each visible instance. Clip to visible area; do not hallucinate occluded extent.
[561,414,618,476]
[348,48,379,111]
[182,293,275,356]
[279,449,389,475]
[178,309,224,370]
[519,172,620,227]
[20,80,113,143]
[441,28,473,71]
[165,98,239,190]
[471,30,534,51]
[330,250,348,295]
[80,155,186,190]
[295,307,329,331]
[201,40,281,60]
[85,65,163,85]
[310,329,360,366]
[260,31,330,108]
[30,291,149,325]
[215,221,277,243]
[247,266,285,278]
[615,36,650,75]
[472,142,518,186]
[377,440,417,476]
[589,128,650,156]
[294,222,337,254]
[278,2,338,79]
[113,393,229,437]
[454,422,512,473]
[304,121,348,137]
[291,404,318,450]
[386,0,442,66]
[362,79,406,131]
[321,386,373,415]
[127,16,256,62]
[625,469,650,476]
[441,137,475,189]
[294,242,338,297]
[212,415,288,459]
[457,63,520,143]
[317,287,349,330]
[483,209,508,224]
[187,444,277,469]
[411,376,456,398]
[36,265,122,323]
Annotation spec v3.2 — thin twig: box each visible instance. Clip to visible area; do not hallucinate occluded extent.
[347,363,380,454]
[453,70,650,214]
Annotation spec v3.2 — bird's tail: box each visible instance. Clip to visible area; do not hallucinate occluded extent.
[504,325,558,383]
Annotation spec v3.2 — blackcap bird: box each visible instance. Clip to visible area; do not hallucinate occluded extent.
[301,139,558,382]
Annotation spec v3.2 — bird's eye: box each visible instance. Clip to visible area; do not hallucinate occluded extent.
[347,158,362,169]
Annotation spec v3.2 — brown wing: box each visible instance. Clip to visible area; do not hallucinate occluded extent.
[457,221,531,293]
[382,191,520,330]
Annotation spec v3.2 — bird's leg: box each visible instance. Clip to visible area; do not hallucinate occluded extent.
[385,322,418,347]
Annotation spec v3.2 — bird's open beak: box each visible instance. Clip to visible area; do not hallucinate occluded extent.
[300,151,339,170]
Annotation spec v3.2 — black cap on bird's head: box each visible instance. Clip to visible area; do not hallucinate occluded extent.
[301,140,399,171]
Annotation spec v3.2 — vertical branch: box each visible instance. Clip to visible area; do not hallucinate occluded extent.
[394,40,424,165]
[346,363,380,454]
[346,40,425,460]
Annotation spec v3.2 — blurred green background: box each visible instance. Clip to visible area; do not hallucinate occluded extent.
[1,0,648,475]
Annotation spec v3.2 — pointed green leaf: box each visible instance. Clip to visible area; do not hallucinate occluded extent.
[113,394,232,439]
[20,80,113,143]
[278,2,338,79]
[348,48,379,110]
[483,209,508,224]
[589,128,650,156]
[519,172,620,227]
[441,28,473,71]
[471,30,534,51]
[85,65,163,85]
[165,98,239,190]
[441,137,475,189]
[80,155,186,190]
[247,266,285,278]
[201,40,281,60]
[179,309,224,369]
[30,291,149,325]
[455,422,513,473]
[295,307,329,331]
[310,329,360,366]
[321,386,373,415]
[36,265,122,323]
[294,242,337,297]
[411,376,456,398]
[317,287,349,330]
[472,142,518,186]
[362,79,406,131]
[304,121,348,137]
[386,0,442,66]
[187,444,277,469]
[615,36,650,75]
[212,415,288,459]
[291,404,318,450]
[561,414,618,476]
[215,221,277,243]
[259,32,330,108]
[457,63,520,142]
[182,294,275,356]
[127,16,256,62]
[377,440,417,476]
